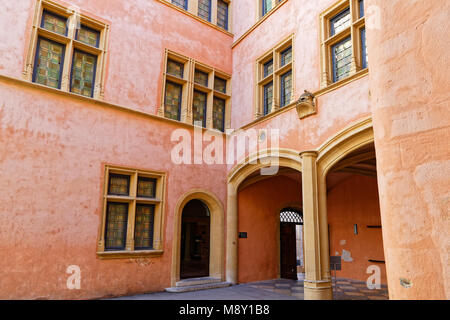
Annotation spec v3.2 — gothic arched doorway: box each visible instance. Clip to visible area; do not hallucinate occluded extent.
[180,199,211,279]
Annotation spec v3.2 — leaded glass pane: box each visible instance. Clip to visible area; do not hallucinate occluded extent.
[193,90,207,127]
[172,0,188,10]
[361,28,368,69]
[217,0,228,30]
[194,70,209,87]
[214,77,227,93]
[134,204,155,250]
[164,81,182,121]
[105,203,128,250]
[359,0,365,18]
[213,97,225,132]
[33,38,64,89]
[41,11,67,36]
[281,71,292,107]
[71,50,97,97]
[262,0,273,16]
[137,177,157,198]
[281,47,292,66]
[263,82,273,115]
[330,8,351,36]
[198,0,211,21]
[332,36,352,82]
[263,60,273,78]
[108,174,130,196]
[76,26,100,47]
[167,60,184,78]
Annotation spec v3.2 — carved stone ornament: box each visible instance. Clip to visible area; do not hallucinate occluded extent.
[296,90,317,119]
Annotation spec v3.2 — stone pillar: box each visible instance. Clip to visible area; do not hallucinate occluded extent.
[366,0,449,299]
[300,151,332,300]
[225,183,238,284]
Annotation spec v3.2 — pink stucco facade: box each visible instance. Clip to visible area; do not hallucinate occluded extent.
[0,0,448,300]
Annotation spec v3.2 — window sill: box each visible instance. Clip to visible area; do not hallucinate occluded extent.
[316,68,369,97]
[97,250,163,259]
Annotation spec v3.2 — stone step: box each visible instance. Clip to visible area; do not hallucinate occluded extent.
[165,281,232,293]
[176,277,222,287]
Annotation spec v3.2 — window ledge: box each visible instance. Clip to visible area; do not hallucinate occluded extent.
[316,68,369,97]
[97,250,163,259]
[239,100,297,131]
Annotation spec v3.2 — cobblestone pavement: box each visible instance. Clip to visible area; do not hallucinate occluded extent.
[110,276,388,300]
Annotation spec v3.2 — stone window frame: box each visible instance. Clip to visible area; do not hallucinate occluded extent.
[24,0,109,100]
[319,0,367,89]
[159,49,231,132]
[258,0,285,19]
[254,34,295,118]
[158,0,232,33]
[97,165,166,259]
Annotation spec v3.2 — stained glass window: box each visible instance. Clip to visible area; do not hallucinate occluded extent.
[198,0,211,22]
[332,36,352,82]
[134,204,155,250]
[217,0,228,30]
[280,47,292,66]
[137,177,157,198]
[76,25,100,47]
[70,50,97,97]
[194,69,209,87]
[41,11,67,36]
[193,90,207,127]
[105,203,128,250]
[108,174,130,196]
[214,77,227,93]
[263,82,273,115]
[172,0,188,10]
[330,8,351,36]
[263,60,273,78]
[164,81,182,121]
[33,38,64,89]
[361,28,368,69]
[167,59,184,78]
[262,0,272,16]
[280,71,292,107]
[212,97,225,132]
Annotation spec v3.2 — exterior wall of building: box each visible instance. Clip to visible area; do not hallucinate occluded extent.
[237,175,302,283]
[327,174,387,284]
[366,0,450,299]
[0,0,448,300]
[0,77,227,299]
[1,0,232,115]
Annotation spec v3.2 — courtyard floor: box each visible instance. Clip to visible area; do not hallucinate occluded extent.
[110,275,389,300]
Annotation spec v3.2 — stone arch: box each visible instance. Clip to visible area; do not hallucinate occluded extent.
[171,189,225,286]
[226,148,303,284]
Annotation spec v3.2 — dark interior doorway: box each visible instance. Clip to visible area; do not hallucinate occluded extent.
[180,199,210,279]
[280,208,303,280]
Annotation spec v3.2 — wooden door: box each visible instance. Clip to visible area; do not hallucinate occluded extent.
[280,222,298,280]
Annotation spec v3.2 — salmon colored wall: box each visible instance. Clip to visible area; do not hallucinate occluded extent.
[0,80,227,299]
[231,0,352,129]
[0,0,232,115]
[366,0,450,299]
[327,174,387,284]
[237,175,302,283]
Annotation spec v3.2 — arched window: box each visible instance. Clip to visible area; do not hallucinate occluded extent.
[280,208,303,224]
